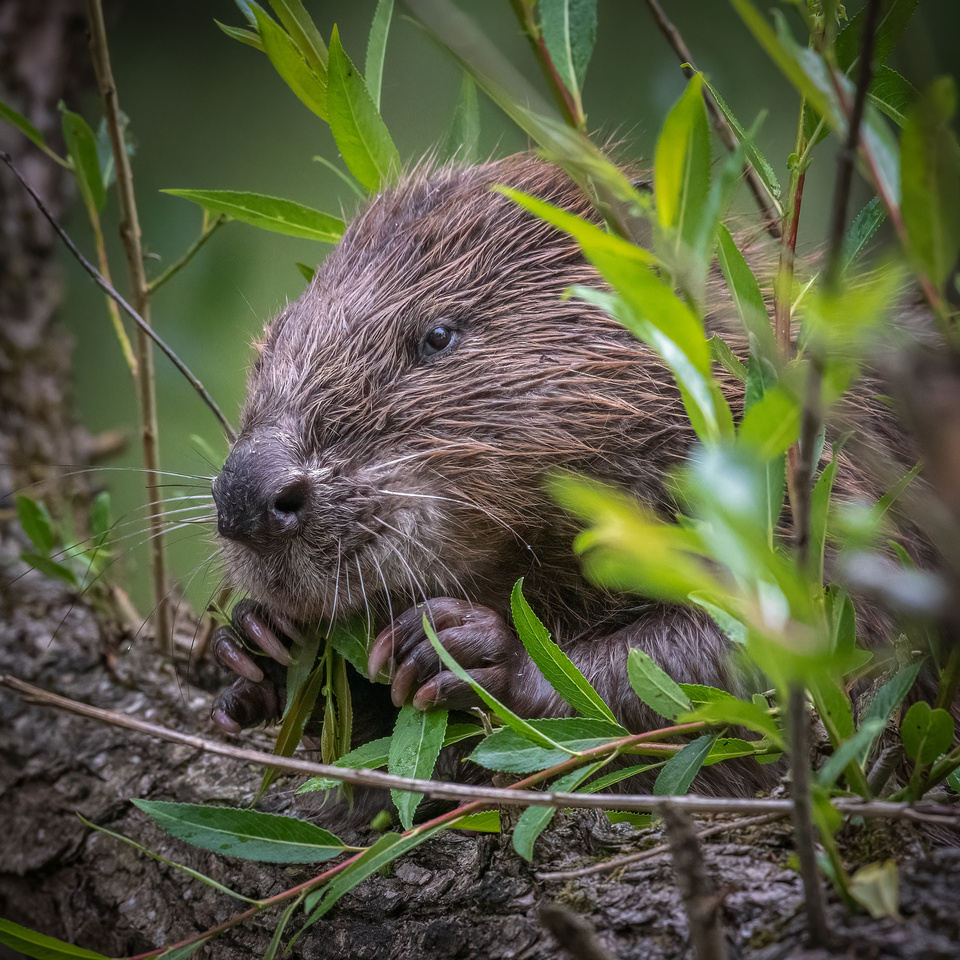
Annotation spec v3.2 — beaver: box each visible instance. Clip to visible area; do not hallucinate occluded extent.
[207,154,934,780]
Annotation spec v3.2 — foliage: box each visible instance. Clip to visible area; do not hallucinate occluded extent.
[2,0,960,956]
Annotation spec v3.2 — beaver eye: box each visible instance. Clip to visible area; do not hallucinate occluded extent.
[420,324,457,359]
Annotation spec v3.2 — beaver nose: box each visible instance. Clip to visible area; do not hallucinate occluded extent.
[213,443,309,548]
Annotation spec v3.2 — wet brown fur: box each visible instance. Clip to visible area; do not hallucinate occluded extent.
[215,155,939,795]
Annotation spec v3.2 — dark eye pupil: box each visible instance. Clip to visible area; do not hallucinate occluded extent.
[425,326,452,352]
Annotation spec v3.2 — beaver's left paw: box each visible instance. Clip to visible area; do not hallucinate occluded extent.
[367,598,533,713]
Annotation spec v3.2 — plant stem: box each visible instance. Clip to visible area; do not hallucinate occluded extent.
[788,685,832,947]
[0,151,236,441]
[508,0,584,129]
[86,0,171,649]
[796,0,882,572]
[147,215,225,294]
[643,0,782,239]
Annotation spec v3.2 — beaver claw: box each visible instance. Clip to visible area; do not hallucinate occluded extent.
[368,598,534,713]
[210,601,290,734]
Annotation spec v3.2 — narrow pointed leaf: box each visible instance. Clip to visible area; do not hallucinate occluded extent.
[163,189,344,242]
[441,72,480,163]
[510,580,617,723]
[901,77,960,288]
[655,74,711,251]
[513,761,603,860]
[388,704,448,829]
[61,108,106,213]
[253,6,327,119]
[132,800,346,863]
[627,648,692,720]
[215,20,264,50]
[365,0,394,112]
[653,734,716,795]
[327,25,400,190]
[540,0,597,96]
[268,0,328,73]
[0,920,111,960]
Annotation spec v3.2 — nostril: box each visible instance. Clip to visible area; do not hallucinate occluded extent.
[273,478,309,517]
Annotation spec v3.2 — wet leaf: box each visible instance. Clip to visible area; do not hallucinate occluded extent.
[132,800,345,863]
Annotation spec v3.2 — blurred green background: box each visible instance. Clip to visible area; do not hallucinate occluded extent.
[59,0,960,615]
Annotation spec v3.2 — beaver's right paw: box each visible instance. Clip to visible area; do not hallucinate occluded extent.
[210,601,290,734]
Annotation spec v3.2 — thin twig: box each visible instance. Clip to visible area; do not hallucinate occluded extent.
[147,216,226,294]
[536,812,785,881]
[86,0,170,646]
[508,0,585,130]
[644,0,781,239]
[795,0,882,570]
[3,673,958,823]
[662,804,730,960]
[788,685,831,948]
[0,152,236,443]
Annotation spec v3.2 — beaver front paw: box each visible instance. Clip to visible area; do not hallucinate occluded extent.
[366,598,534,713]
[210,600,290,734]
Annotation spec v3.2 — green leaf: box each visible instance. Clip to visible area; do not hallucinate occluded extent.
[302,827,444,926]
[60,108,106,213]
[16,495,55,555]
[268,0,328,74]
[901,76,960,289]
[441,72,480,164]
[858,661,922,763]
[510,580,617,723]
[653,734,716,796]
[423,617,567,750]
[253,6,327,119]
[835,0,918,73]
[737,385,800,460]
[868,66,917,128]
[365,0,394,112]
[469,718,626,773]
[540,0,597,97]
[453,810,501,832]
[715,224,776,354]
[162,189,344,242]
[842,196,886,270]
[388,704,448,829]
[513,761,603,860]
[816,716,885,788]
[132,800,345,863]
[327,25,400,191]
[0,100,53,156]
[0,920,111,960]
[680,696,782,745]
[550,474,724,603]
[704,736,776,764]
[626,648,692,721]
[655,74,712,260]
[20,552,79,588]
[849,860,901,920]
[215,19,264,50]
[88,491,111,543]
[709,335,747,382]
[326,616,371,676]
[573,285,731,444]
[901,701,955,764]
